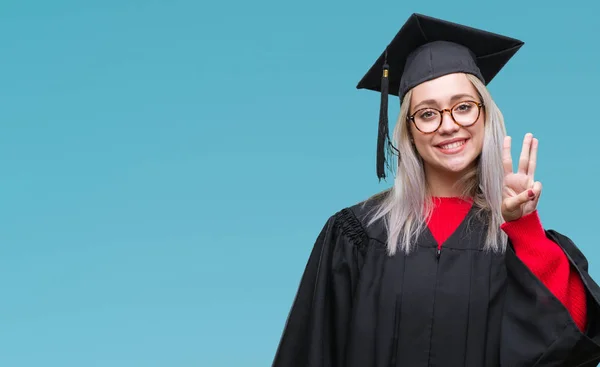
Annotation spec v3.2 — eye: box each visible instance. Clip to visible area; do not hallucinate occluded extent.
[418,109,438,120]
[455,103,473,112]
[454,102,480,115]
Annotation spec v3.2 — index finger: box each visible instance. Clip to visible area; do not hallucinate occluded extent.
[502,136,513,175]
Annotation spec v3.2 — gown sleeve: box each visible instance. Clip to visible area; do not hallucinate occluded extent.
[500,216,600,366]
[501,210,587,331]
[272,210,363,367]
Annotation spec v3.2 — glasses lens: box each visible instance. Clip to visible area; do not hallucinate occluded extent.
[413,109,441,133]
[452,101,479,126]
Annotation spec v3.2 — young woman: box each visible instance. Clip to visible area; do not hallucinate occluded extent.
[272,14,600,367]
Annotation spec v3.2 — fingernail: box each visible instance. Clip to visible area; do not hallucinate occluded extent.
[528,189,535,198]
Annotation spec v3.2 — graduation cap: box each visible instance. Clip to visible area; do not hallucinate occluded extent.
[356,13,524,180]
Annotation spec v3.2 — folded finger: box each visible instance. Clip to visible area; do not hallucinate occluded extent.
[504,189,533,212]
[531,181,542,205]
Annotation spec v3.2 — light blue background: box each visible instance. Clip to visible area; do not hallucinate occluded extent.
[1,0,598,366]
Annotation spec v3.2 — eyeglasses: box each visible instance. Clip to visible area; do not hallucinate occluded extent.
[407,101,484,134]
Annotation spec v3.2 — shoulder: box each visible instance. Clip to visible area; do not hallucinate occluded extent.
[327,190,389,250]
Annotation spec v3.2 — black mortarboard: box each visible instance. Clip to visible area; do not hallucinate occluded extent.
[356,13,524,180]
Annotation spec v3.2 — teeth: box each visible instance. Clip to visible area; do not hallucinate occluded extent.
[439,140,466,150]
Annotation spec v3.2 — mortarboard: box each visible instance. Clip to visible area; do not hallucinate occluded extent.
[356,13,524,180]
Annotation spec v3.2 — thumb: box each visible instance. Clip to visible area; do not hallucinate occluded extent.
[504,189,535,212]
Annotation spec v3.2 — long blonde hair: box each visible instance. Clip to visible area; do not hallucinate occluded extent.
[366,74,508,256]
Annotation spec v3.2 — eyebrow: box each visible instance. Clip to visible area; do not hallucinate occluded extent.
[412,93,478,111]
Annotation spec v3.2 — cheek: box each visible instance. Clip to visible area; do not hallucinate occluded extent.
[412,135,431,156]
[409,123,434,149]
[469,124,485,152]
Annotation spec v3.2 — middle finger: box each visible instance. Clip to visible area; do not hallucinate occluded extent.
[518,133,533,174]
[528,138,538,179]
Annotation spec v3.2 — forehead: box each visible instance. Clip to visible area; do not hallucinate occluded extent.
[410,73,478,105]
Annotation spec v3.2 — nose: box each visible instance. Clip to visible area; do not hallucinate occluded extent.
[437,109,459,135]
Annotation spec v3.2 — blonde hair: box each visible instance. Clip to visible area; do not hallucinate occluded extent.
[366,73,508,256]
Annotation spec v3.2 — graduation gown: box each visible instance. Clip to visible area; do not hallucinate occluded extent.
[272,198,600,367]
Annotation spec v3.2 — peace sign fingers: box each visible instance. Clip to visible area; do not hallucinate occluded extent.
[517,133,538,178]
[501,133,541,222]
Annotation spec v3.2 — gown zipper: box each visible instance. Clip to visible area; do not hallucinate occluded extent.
[389,296,401,366]
[428,243,442,365]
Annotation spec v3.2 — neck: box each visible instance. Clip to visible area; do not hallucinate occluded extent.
[424,165,470,197]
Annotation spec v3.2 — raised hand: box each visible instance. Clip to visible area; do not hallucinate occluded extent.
[501,133,542,222]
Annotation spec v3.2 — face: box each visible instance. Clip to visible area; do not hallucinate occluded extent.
[408,73,485,176]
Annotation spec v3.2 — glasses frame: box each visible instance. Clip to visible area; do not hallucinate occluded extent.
[407,100,484,134]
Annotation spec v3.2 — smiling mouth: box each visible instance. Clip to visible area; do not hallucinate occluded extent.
[434,139,469,154]
[437,139,468,150]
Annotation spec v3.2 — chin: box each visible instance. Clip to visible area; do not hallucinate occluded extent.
[442,162,473,173]
[432,152,478,174]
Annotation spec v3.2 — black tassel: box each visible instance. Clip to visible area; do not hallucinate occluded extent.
[377,53,390,181]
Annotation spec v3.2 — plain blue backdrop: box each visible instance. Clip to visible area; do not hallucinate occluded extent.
[1,0,599,366]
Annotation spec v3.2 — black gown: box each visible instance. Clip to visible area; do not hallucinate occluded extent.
[272,195,600,367]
